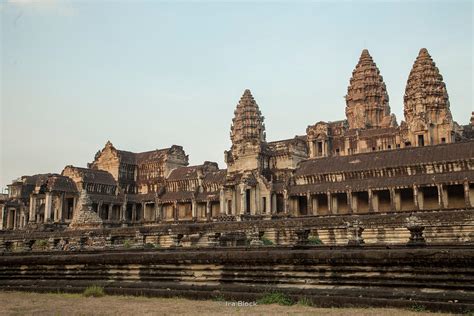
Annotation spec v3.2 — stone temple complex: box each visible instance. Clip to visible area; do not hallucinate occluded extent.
[0,48,473,312]
[2,48,472,230]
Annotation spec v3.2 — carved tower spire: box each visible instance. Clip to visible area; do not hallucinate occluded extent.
[230,89,266,146]
[403,48,454,145]
[225,89,267,173]
[345,49,394,130]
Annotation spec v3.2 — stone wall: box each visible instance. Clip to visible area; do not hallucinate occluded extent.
[0,246,473,312]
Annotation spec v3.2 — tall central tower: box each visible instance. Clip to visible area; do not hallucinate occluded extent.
[345,49,394,130]
[225,89,266,174]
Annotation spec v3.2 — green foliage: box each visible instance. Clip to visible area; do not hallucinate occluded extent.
[307,236,323,245]
[34,239,49,250]
[410,304,427,312]
[257,292,293,306]
[123,239,132,249]
[144,243,155,249]
[212,293,226,302]
[261,237,274,246]
[83,285,105,298]
[297,296,312,306]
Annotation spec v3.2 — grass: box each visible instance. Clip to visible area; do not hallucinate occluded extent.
[410,304,427,312]
[123,240,132,249]
[257,292,293,306]
[297,296,313,306]
[34,239,49,250]
[82,285,105,298]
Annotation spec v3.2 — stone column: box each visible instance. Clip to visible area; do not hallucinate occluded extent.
[0,205,4,230]
[368,189,374,212]
[58,193,64,222]
[44,192,52,223]
[437,184,445,209]
[306,192,312,215]
[283,190,289,214]
[327,192,332,214]
[108,204,113,221]
[206,201,211,220]
[141,202,145,222]
[131,203,137,223]
[346,191,353,214]
[191,199,197,219]
[271,193,277,214]
[29,195,36,223]
[240,188,246,215]
[389,188,397,211]
[464,181,472,208]
[173,202,178,221]
[219,189,225,215]
[232,190,237,216]
[414,186,422,210]
[97,201,103,219]
[313,196,319,215]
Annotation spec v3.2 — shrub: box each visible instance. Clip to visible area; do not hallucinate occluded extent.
[257,292,293,306]
[307,236,323,245]
[144,243,155,249]
[123,239,132,249]
[261,237,274,246]
[83,285,105,298]
[34,239,49,250]
[410,304,427,312]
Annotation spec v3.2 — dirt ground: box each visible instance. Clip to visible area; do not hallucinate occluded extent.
[0,291,452,316]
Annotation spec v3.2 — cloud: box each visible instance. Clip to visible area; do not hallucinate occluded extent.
[5,0,78,16]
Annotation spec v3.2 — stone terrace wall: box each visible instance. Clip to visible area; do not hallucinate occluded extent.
[1,209,473,251]
[0,246,473,312]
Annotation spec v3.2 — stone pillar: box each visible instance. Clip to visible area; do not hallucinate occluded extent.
[191,199,197,219]
[232,190,237,216]
[283,190,289,214]
[219,189,225,215]
[97,201,103,219]
[29,195,36,223]
[368,189,374,212]
[140,202,145,222]
[206,201,211,220]
[306,192,312,215]
[414,186,422,210]
[0,205,4,230]
[44,192,52,223]
[346,191,353,214]
[327,192,332,214]
[58,193,64,222]
[240,188,246,215]
[464,181,472,208]
[108,204,113,221]
[173,202,178,221]
[437,184,446,209]
[389,188,397,211]
[131,203,137,223]
[271,193,277,214]
[313,196,319,215]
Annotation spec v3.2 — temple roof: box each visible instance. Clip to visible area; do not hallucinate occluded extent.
[62,166,117,186]
[230,89,266,145]
[295,141,474,176]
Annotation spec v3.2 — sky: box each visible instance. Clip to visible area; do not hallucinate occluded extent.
[1,0,473,191]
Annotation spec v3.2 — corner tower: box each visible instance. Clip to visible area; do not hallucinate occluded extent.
[225,89,267,174]
[403,48,454,146]
[345,49,394,130]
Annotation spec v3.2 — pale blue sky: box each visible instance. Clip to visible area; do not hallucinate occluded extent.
[1,0,473,191]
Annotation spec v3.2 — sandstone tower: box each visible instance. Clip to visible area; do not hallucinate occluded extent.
[345,49,395,130]
[225,89,267,174]
[403,48,454,146]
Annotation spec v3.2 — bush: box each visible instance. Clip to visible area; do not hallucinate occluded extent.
[83,285,105,298]
[257,292,293,306]
[307,236,323,245]
[144,243,155,249]
[34,239,49,250]
[261,237,274,246]
[123,240,132,249]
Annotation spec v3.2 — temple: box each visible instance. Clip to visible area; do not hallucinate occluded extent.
[1,48,473,232]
